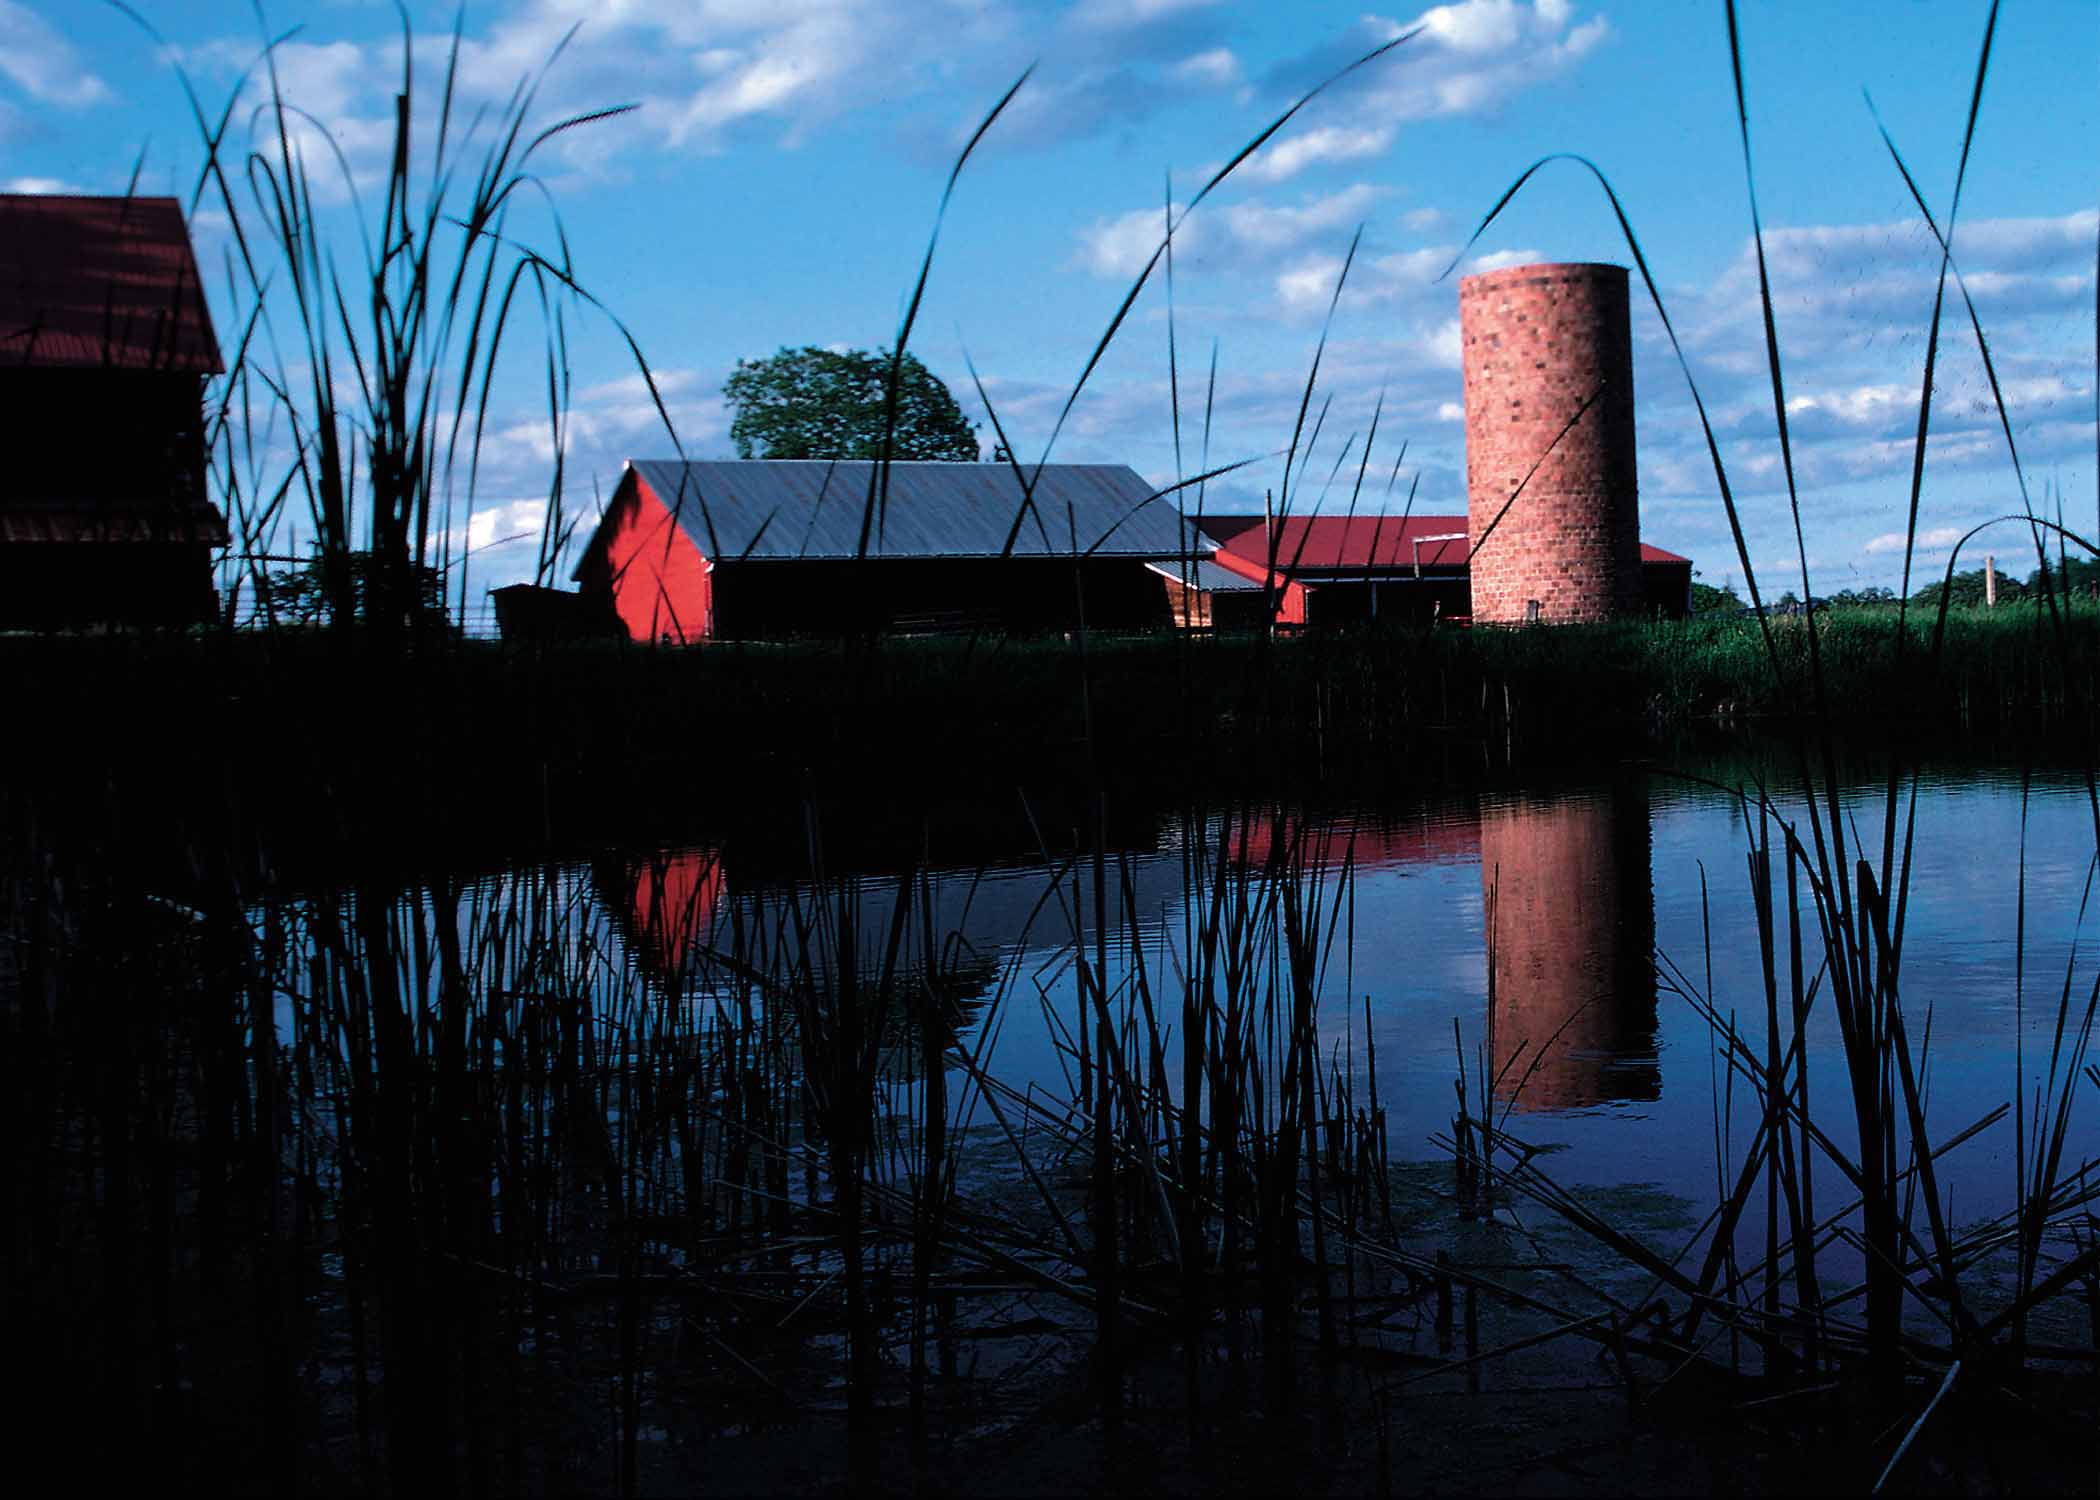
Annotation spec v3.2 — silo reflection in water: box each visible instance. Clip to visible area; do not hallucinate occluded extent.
[1479,777,1658,1111]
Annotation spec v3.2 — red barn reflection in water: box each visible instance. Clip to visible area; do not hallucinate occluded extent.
[627,849,725,972]
[1215,809,1481,873]
[1478,779,1657,1111]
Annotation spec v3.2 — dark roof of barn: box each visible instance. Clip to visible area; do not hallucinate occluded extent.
[0,500,228,545]
[0,195,222,372]
[622,460,1183,561]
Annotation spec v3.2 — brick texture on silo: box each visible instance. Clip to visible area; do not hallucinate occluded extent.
[1459,262,1641,623]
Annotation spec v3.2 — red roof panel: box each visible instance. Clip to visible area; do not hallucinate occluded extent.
[1211,514,1473,573]
[0,195,222,373]
[1206,513,1691,572]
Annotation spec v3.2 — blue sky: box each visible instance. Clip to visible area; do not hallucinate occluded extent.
[3,0,2094,602]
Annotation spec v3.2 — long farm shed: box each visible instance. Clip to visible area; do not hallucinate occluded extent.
[575,460,1185,643]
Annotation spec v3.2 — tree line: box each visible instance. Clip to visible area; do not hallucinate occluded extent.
[1691,554,2100,616]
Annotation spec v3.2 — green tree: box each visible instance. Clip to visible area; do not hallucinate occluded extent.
[1827,586,1897,608]
[260,551,453,632]
[723,346,981,461]
[1689,572,1745,615]
[2027,553,2100,599]
[1910,565,2025,612]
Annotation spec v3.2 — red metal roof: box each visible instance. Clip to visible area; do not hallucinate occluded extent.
[1209,514,1470,573]
[0,195,222,373]
[1205,513,1691,572]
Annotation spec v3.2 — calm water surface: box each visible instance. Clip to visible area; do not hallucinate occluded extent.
[562,755,2100,1230]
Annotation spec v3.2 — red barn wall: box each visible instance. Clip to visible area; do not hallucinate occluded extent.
[579,473,713,643]
[1460,263,1641,624]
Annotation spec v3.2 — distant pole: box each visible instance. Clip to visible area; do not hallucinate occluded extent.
[1985,554,1997,610]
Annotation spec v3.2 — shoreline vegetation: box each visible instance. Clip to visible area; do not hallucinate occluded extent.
[9,605,2095,882]
[11,600,2097,758]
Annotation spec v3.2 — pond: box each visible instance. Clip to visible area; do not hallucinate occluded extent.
[551,744,2100,1234]
[21,727,2100,1492]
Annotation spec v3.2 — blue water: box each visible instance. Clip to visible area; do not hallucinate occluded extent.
[585,757,2100,1242]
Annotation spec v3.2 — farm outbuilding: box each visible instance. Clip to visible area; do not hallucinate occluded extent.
[1187,512,1691,627]
[0,194,226,629]
[574,460,1183,643]
[1147,553,1289,631]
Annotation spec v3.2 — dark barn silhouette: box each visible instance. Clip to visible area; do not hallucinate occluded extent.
[0,195,226,629]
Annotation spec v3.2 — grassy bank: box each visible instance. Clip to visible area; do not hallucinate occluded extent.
[7,602,2095,814]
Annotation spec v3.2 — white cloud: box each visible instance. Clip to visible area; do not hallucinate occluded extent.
[1464,247,1545,273]
[0,2,110,107]
[1074,184,1388,280]
[1785,383,1908,425]
[1262,1,1606,155]
[1276,254,1348,310]
[1864,526,1963,556]
[1424,318,1463,369]
[1072,0,1222,29]
[1172,47,1241,87]
[1402,206,1445,231]
[1238,125,1397,185]
[464,497,551,558]
[1073,203,1193,279]
[1218,183,1387,251]
[3,175,78,194]
[174,1,986,173]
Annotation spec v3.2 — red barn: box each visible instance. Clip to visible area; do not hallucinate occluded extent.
[574,460,1185,642]
[0,194,227,629]
[1191,513,1692,626]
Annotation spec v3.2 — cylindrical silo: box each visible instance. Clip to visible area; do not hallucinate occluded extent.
[1459,262,1640,623]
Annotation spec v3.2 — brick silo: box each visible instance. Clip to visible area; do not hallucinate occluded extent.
[1459,262,1641,623]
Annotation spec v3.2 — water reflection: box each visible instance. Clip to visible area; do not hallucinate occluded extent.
[1479,777,1658,1111]
[607,780,1664,1115]
[607,841,1187,998]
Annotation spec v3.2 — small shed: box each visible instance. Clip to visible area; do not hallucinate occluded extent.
[1146,555,1284,631]
[0,194,226,628]
[573,460,1183,642]
[489,582,620,643]
[1635,543,1693,618]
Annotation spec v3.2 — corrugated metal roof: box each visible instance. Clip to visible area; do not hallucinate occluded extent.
[0,195,222,373]
[1144,556,1266,592]
[627,460,1184,561]
[1202,511,1693,571]
[1208,514,1471,572]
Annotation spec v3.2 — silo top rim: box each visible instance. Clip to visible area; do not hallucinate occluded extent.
[1457,261,1629,293]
